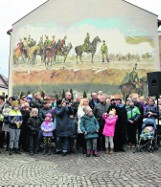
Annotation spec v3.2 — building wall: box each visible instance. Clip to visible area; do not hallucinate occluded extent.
[9,0,160,97]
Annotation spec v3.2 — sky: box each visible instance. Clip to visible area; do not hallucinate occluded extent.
[0,0,161,77]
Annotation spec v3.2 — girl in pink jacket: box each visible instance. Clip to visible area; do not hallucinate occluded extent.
[102,109,118,154]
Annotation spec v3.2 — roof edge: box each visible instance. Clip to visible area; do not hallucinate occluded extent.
[123,0,158,17]
[12,0,49,26]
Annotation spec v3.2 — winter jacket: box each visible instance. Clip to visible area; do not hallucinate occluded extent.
[126,106,141,122]
[28,116,41,135]
[144,104,158,119]
[39,107,53,123]
[80,114,99,139]
[8,109,23,129]
[41,121,55,137]
[54,106,75,137]
[102,113,118,137]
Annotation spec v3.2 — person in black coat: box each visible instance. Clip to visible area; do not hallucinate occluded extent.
[19,102,30,152]
[108,95,127,152]
[27,108,41,155]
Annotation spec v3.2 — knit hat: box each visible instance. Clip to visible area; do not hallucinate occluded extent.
[83,106,92,115]
[12,100,19,107]
[45,113,52,121]
[27,95,32,101]
[21,102,29,109]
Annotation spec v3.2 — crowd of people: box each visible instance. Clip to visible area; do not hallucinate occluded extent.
[0,91,161,157]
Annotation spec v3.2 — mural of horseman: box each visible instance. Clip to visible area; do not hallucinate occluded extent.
[75,33,101,63]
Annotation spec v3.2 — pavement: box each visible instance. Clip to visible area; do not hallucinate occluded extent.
[0,147,161,187]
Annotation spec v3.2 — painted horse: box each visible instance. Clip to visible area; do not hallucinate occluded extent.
[75,36,101,63]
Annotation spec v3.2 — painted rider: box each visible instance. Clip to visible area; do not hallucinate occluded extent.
[51,35,56,48]
[44,35,52,49]
[17,38,24,54]
[38,35,44,47]
[100,40,109,62]
[83,32,90,52]
[60,36,67,54]
[128,64,140,88]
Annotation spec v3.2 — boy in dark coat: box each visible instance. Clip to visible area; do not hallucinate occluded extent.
[28,108,41,155]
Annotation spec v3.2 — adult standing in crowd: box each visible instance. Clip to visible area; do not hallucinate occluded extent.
[108,94,127,152]
[0,96,5,149]
[19,102,30,152]
[89,92,99,110]
[94,94,110,151]
[131,93,144,137]
[33,92,43,110]
[77,98,89,153]
[54,99,74,156]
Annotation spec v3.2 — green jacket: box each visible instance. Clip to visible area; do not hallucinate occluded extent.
[126,106,141,122]
[101,44,108,53]
[80,114,99,139]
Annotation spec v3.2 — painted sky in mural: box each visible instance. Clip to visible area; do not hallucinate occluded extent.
[14,16,154,58]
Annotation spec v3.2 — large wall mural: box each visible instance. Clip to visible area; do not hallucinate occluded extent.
[11,5,158,99]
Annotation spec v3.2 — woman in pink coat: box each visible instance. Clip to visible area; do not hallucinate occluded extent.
[102,109,118,154]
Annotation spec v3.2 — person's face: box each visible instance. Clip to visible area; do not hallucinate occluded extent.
[132,96,138,103]
[129,102,134,107]
[88,111,93,117]
[13,106,19,111]
[148,99,154,105]
[83,100,89,106]
[91,93,97,100]
[65,93,72,100]
[100,96,106,103]
[115,99,121,104]
[32,112,37,117]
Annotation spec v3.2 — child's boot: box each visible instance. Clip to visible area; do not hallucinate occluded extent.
[93,150,99,157]
[42,145,47,155]
[86,150,91,157]
[105,148,109,154]
[109,148,113,154]
[47,146,51,155]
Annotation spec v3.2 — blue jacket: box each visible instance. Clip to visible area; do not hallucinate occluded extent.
[54,106,74,137]
[80,114,99,139]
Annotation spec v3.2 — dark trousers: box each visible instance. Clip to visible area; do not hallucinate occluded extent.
[0,122,4,148]
[37,129,43,150]
[56,136,69,153]
[97,124,105,151]
[127,122,137,145]
[76,133,86,153]
[29,134,38,153]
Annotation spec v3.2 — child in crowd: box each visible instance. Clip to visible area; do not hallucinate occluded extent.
[102,109,118,154]
[28,108,41,155]
[8,101,23,155]
[41,113,55,155]
[80,106,99,157]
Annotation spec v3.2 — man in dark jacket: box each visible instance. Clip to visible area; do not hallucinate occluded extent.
[54,99,74,156]
[108,94,127,152]
[94,94,110,151]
